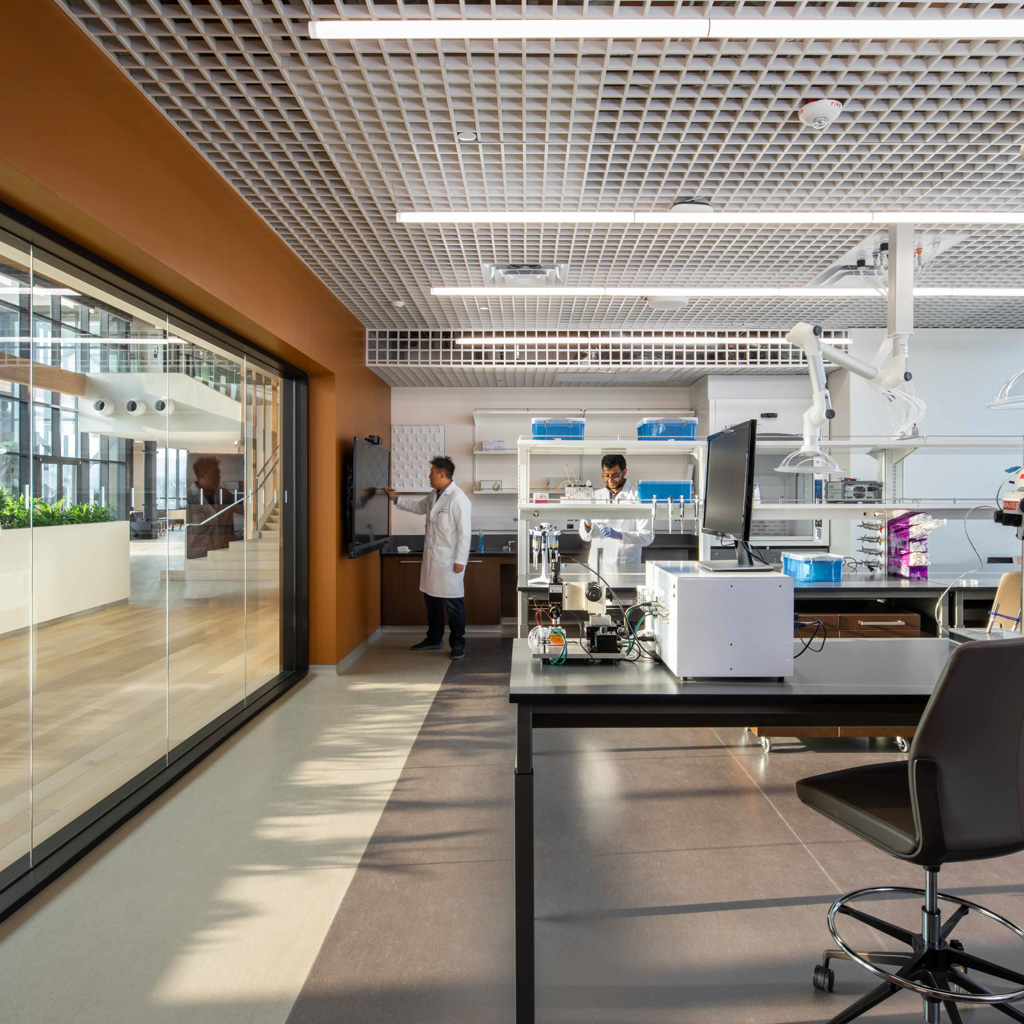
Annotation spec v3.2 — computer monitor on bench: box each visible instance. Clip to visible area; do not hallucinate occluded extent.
[699,419,770,572]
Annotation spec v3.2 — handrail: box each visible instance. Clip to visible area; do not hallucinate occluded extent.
[254,446,280,486]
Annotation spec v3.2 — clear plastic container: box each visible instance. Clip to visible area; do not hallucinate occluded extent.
[637,480,693,502]
[531,417,585,440]
[781,551,843,583]
[636,416,698,440]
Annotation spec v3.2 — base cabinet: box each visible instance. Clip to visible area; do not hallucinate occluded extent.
[382,556,502,626]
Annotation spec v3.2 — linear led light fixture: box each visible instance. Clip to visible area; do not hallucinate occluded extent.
[310,17,1024,41]
[454,334,846,346]
[433,286,1024,298]
[399,210,1024,227]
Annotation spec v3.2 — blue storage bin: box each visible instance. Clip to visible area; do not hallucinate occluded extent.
[782,551,843,583]
[531,417,585,440]
[637,480,693,503]
[636,416,698,440]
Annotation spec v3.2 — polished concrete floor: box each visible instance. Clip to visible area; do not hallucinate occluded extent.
[3,634,1024,1023]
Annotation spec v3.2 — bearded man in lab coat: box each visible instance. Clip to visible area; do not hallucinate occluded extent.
[384,456,472,660]
[579,454,654,571]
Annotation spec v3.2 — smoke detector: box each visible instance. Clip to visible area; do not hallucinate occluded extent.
[798,99,843,131]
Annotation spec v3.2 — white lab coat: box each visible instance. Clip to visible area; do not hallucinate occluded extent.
[578,481,654,570]
[396,482,472,598]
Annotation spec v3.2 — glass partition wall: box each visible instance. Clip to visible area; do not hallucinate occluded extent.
[0,221,302,891]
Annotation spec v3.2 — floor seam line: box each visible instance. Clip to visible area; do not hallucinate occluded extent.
[710,727,843,893]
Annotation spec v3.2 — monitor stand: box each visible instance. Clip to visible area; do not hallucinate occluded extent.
[698,542,774,573]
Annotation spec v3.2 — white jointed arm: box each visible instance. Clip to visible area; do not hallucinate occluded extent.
[786,322,914,451]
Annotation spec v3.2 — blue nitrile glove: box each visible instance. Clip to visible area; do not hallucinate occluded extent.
[599,525,622,540]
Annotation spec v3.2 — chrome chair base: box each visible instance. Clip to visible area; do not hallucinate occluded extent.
[813,885,1024,1024]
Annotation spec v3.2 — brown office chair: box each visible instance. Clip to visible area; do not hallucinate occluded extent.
[797,638,1024,1024]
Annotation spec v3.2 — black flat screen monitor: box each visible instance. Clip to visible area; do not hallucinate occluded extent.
[700,419,769,571]
[347,437,391,558]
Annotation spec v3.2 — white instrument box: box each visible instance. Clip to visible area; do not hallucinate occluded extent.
[645,561,794,679]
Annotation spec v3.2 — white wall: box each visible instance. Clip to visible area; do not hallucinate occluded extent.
[836,329,1024,567]
[390,386,694,534]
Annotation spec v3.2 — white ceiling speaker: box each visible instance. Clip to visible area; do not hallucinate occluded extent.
[154,398,175,414]
[125,399,147,417]
[92,398,114,417]
[645,296,690,311]
[798,99,844,131]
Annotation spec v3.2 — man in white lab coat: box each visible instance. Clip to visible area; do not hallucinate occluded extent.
[385,456,472,659]
[579,454,654,571]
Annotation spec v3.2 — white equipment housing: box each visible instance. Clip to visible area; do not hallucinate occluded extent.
[645,562,794,679]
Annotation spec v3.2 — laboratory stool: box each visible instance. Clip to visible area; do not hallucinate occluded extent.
[796,638,1024,1024]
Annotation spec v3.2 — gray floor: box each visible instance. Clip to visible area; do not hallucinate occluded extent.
[290,638,1024,1024]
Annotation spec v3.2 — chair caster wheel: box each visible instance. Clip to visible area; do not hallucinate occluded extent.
[896,736,910,753]
[813,964,835,992]
[761,736,772,753]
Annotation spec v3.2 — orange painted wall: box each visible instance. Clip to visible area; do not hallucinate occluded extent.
[0,0,389,664]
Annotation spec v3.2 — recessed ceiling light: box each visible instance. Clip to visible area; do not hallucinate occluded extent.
[456,131,479,142]
[478,305,490,311]
[391,299,406,307]
[399,209,1024,227]
[309,16,1024,42]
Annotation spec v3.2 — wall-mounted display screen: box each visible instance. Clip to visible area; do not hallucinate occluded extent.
[347,437,390,558]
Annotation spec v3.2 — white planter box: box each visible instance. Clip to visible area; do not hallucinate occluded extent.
[0,520,130,635]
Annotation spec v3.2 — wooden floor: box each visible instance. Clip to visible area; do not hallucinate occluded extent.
[0,538,281,872]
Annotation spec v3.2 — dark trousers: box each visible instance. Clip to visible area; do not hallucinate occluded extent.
[424,594,466,650]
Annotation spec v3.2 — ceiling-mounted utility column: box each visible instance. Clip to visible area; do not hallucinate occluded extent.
[888,222,915,340]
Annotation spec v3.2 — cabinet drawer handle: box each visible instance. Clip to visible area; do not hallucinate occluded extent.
[468,559,483,564]
[857,619,906,626]
[399,559,421,564]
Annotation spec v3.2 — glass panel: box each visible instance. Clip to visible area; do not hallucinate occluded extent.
[245,367,283,694]
[168,329,246,746]
[30,261,170,848]
[0,235,32,871]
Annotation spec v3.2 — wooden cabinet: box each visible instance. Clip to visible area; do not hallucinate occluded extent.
[381,556,501,625]
[381,558,430,626]
[837,611,922,638]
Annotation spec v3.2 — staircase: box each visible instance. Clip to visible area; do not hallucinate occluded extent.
[184,506,281,582]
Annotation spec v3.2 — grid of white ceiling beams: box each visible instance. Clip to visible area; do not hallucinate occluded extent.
[60,0,1024,341]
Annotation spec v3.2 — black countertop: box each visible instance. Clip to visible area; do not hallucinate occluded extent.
[382,533,698,557]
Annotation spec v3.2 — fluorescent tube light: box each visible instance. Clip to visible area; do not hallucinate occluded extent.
[455,335,842,346]
[399,210,1024,227]
[433,286,1024,299]
[433,286,881,298]
[310,16,1024,42]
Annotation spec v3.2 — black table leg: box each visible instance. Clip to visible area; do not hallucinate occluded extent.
[515,702,535,1024]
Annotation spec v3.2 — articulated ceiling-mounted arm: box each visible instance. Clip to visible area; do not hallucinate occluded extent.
[777,323,915,474]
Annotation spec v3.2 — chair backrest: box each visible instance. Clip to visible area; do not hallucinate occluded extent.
[989,572,1022,630]
[910,638,1024,862]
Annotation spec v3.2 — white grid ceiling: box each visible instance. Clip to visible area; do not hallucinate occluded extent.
[59,0,1024,385]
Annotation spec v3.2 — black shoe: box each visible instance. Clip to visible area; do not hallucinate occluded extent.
[450,648,465,660]
[411,638,444,651]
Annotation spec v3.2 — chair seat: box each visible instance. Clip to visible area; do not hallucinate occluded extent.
[796,761,918,858]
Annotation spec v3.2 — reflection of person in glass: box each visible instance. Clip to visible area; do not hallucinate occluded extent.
[187,455,234,558]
